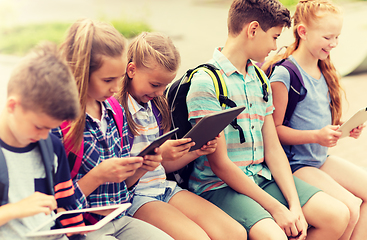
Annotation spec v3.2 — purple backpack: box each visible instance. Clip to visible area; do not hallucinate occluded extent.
[260,58,307,126]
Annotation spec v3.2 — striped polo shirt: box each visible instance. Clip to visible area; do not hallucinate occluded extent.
[128,95,176,197]
[186,47,273,195]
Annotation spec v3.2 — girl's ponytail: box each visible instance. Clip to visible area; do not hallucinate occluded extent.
[59,19,95,153]
[60,19,127,153]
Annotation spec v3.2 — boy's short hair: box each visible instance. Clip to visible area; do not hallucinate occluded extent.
[228,0,291,36]
[7,42,80,121]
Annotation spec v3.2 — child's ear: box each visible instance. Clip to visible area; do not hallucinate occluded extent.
[247,21,260,38]
[297,24,307,40]
[126,62,137,78]
[6,97,19,113]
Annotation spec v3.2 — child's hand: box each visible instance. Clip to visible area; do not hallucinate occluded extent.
[194,135,219,157]
[13,192,57,219]
[96,157,143,183]
[140,147,163,171]
[316,125,341,147]
[271,204,307,240]
[160,138,195,161]
[349,124,365,139]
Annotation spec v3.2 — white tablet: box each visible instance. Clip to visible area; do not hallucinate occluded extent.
[26,203,131,237]
[184,106,246,151]
[338,107,367,138]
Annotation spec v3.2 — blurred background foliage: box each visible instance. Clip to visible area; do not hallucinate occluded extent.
[0,20,151,55]
[0,0,364,56]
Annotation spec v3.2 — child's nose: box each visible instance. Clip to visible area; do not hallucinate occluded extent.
[39,129,50,140]
[111,81,120,93]
[156,88,165,97]
[330,38,339,48]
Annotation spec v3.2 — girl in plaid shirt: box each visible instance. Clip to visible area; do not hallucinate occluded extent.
[53,19,173,240]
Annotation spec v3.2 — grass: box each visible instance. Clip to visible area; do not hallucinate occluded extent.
[0,20,151,56]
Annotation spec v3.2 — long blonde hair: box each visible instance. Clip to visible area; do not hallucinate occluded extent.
[262,0,343,125]
[59,18,127,153]
[117,32,180,136]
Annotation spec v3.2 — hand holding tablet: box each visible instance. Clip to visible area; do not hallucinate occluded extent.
[26,204,131,237]
[337,107,367,138]
[137,128,179,157]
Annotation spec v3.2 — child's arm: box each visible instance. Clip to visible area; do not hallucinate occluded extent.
[271,81,341,147]
[262,114,308,239]
[0,192,56,227]
[207,130,306,239]
[76,156,143,197]
[162,137,218,173]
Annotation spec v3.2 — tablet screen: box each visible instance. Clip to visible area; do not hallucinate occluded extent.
[26,203,131,237]
[184,106,246,151]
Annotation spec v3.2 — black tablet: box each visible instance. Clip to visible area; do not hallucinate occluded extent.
[184,106,246,151]
[137,128,179,157]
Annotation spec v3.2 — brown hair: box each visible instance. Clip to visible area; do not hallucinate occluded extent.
[117,32,180,136]
[8,41,80,121]
[59,18,127,152]
[262,0,343,125]
[228,0,291,36]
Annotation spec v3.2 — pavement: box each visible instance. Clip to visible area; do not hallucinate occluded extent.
[0,0,367,168]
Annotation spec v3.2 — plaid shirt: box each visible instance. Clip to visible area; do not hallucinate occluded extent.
[53,100,135,220]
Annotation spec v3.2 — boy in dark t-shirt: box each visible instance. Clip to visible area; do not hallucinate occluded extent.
[0,42,83,239]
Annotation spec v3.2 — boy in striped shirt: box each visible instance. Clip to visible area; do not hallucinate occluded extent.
[186,0,350,239]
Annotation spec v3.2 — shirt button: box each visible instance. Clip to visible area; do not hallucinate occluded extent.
[254,148,257,151]
[110,198,115,202]
[250,103,253,107]
[251,126,254,129]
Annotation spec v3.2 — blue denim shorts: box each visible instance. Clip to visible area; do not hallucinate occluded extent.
[127,184,185,216]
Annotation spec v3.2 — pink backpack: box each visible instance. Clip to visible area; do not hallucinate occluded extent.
[60,96,124,179]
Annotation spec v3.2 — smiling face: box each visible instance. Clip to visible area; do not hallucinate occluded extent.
[126,61,177,105]
[88,54,127,103]
[302,13,343,61]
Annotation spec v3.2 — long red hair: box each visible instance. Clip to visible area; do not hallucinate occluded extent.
[262,0,344,125]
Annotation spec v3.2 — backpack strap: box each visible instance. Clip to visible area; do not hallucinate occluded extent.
[279,59,307,127]
[0,136,55,206]
[189,63,246,143]
[152,101,163,136]
[0,147,9,206]
[39,135,55,196]
[60,121,84,179]
[253,64,269,102]
[107,96,123,138]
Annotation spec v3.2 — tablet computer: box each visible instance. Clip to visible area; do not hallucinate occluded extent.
[184,106,246,151]
[26,203,131,237]
[338,107,367,138]
[137,128,179,157]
